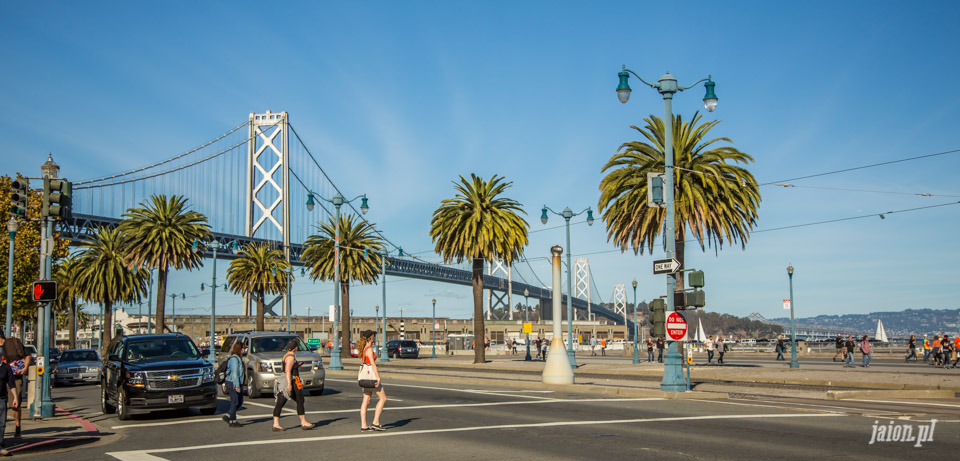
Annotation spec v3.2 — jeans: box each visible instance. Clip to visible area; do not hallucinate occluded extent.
[923,349,930,361]
[0,398,6,445]
[707,350,714,362]
[862,353,871,367]
[845,353,854,367]
[906,349,917,361]
[647,349,654,362]
[226,381,243,422]
[776,347,784,360]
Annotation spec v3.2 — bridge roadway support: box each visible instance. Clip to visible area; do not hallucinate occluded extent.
[542,245,573,385]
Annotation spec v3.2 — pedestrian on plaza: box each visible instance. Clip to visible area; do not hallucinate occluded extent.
[0,329,29,439]
[922,334,931,362]
[534,338,542,360]
[705,336,715,364]
[541,339,548,360]
[952,336,960,368]
[905,335,918,362]
[940,335,952,369]
[357,330,387,432]
[445,340,451,355]
[716,338,726,364]
[590,337,597,356]
[656,337,665,363]
[0,352,18,456]
[843,336,856,368]
[600,338,606,356]
[511,339,518,356]
[272,339,314,432]
[833,334,844,362]
[860,335,872,368]
[223,341,246,427]
[484,337,490,351]
[775,335,786,361]
[646,338,654,362]
[931,335,942,367]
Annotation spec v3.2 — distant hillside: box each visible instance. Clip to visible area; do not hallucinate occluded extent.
[771,308,960,337]
[683,311,784,339]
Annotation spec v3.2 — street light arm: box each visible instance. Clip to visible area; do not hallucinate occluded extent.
[678,76,713,92]
[623,68,659,89]
[542,205,562,216]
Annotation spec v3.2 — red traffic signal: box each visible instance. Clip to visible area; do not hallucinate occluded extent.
[31,280,58,302]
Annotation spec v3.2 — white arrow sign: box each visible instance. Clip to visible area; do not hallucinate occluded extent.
[653,258,682,275]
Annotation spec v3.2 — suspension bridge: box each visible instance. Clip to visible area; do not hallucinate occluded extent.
[55,110,636,333]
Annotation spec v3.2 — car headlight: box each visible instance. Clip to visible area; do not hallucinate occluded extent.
[313,361,322,371]
[125,370,147,388]
[53,367,59,374]
[201,366,215,383]
[258,361,273,373]
[88,366,100,373]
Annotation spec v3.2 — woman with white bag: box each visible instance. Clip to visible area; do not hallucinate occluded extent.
[357,330,388,432]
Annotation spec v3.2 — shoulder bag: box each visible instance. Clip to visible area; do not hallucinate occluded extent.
[358,348,378,388]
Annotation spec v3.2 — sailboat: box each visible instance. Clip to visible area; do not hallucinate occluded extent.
[875,319,889,343]
[693,318,708,343]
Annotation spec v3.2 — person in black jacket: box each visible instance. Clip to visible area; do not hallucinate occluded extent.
[656,337,665,363]
[843,336,856,368]
[0,358,19,456]
[833,334,845,362]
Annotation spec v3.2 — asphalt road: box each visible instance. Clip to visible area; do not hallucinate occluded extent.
[38,378,960,460]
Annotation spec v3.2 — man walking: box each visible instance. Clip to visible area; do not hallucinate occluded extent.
[833,334,844,362]
[705,336,715,364]
[922,334,931,362]
[775,335,786,361]
[600,338,606,356]
[646,338,654,362]
[656,337,665,363]
[843,335,856,368]
[0,329,30,439]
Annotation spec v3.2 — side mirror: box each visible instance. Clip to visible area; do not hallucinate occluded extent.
[108,354,120,362]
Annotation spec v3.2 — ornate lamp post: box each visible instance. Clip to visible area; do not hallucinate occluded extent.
[617,65,717,392]
[632,279,640,364]
[541,205,594,368]
[5,217,18,337]
[195,239,238,363]
[431,298,437,358]
[524,288,532,361]
[168,293,185,332]
[787,265,799,369]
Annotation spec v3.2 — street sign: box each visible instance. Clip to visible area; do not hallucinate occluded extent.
[523,322,532,334]
[666,311,688,341]
[434,322,440,329]
[328,305,335,321]
[782,299,791,310]
[653,258,681,275]
[30,281,58,302]
[307,338,322,345]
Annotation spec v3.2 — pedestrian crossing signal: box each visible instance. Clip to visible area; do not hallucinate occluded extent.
[31,280,58,302]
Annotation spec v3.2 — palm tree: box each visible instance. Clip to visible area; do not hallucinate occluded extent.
[74,227,148,356]
[53,255,83,348]
[599,112,761,290]
[301,214,385,358]
[119,194,210,334]
[430,174,529,364]
[226,243,290,332]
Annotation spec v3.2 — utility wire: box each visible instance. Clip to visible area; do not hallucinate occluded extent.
[758,148,960,186]
[773,183,960,198]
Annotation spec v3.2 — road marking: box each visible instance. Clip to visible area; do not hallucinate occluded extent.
[326,378,555,400]
[848,399,960,409]
[106,413,841,460]
[109,397,663,430]
[724,398,884,414]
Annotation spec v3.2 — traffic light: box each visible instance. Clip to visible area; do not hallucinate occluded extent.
[674,290,706,310]
[42,178,70,219]
[688,270,705,288]
[9,179,29,217]
[30,280,58,302]
[649,298,666,338]
[646,172,665,208]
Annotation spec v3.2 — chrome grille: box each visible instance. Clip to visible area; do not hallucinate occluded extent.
[145,368,203,391]
[67,367,83,373]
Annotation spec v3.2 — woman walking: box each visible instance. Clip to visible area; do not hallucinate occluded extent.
[716,338,726,364]
[905,335,917,362]
[223,341,246,427]
[272,339,314,432]
[358,330,388,432]
[860,335,872,368]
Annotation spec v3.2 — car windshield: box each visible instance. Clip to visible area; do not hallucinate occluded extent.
[124,339,201,362]
[400,341,418,347]
[251,336,308,354]
[60,351,98,362]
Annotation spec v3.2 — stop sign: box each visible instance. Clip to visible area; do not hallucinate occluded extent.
[666,312,688,341]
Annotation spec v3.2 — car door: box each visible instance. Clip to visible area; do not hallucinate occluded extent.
[103,338,124,399]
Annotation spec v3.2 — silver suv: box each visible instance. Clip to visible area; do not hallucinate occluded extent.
[218,332,325,398]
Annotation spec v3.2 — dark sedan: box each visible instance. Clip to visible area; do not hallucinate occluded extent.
[386,340,420,359]
[53,349,100,385]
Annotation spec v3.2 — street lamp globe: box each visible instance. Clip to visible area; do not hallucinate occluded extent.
[787,264,794,275]
[616,69,632,103]
[360,196,369,215]
[703,79,718,112]
[586,209,595,226]
[523,288,529,297]
[632,279,637,289]
[305,193,315,211]
[6,218,18,233]
[540,207,548,225]
[41,153,60,178]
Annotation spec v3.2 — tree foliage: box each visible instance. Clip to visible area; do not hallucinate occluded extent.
[226,243,290,332]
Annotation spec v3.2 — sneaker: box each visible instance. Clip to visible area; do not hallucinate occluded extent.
[0,448,8,457]
[222,415,231,424]
[229,421,241,428]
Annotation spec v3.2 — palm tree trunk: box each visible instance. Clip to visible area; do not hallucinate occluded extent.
[340,281,350,359]
[472,257,485,364]
[256,289,265,331]
[102,300,113,358]
[68,296,76,349]
[156,266,168,333]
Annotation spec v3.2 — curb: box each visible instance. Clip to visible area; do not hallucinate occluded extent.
[8,407,100,455]
[825,389,957,400]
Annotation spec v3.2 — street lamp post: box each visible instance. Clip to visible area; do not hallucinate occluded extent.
[524,288,532,361]
[146,270,153,334]
[617,65,717,392]
[168,293,185,332]
[196,240,237,364]
[787,265,799,369]
[5,218,18,337]
[431,298,437,358]
[379,250,389,362]
[541,205,594,369]
[306,191,369,371]
[632,279,640,364]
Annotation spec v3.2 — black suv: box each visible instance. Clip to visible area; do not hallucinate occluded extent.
[100,333,217,420]
[386,340,420,359]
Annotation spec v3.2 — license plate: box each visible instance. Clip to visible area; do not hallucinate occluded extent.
[168,395,184,404]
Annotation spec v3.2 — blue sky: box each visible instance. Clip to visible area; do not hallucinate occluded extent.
[2,1,959,322]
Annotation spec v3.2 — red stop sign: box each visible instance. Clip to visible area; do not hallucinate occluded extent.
[666,312,687,341]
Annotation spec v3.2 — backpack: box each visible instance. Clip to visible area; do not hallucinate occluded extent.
[215,356,236,385]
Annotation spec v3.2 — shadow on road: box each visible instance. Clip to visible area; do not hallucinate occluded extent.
[384,417,419,428]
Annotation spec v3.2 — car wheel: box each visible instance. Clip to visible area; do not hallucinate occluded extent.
[117,387,131,421]
[247,372,261,398]
[101,381,116,415]
[316,384,324,395]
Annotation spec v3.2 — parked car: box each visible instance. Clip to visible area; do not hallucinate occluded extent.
[386,340,420,359]
[53,349,100,385]
[218,332,324,398]
[350,342,358,357]
[100,333,217,420]
[48,347,61,365]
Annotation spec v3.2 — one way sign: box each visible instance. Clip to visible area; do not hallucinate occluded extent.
[653,258,681,275]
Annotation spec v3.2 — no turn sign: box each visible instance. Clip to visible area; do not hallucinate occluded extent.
[666,312,688,341]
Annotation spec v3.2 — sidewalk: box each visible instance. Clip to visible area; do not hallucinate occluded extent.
[3,407,101,456]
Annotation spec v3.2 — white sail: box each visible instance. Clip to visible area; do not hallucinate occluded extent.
[694,318,707,342]
[875,319,889,343]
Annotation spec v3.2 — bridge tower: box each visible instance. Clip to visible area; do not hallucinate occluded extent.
[574,258,591,320]
[612,284,627,325]
[486,259,513,320]
[244,110,290,317]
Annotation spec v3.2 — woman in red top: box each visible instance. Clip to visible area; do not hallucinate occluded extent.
[358,330,387,432]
